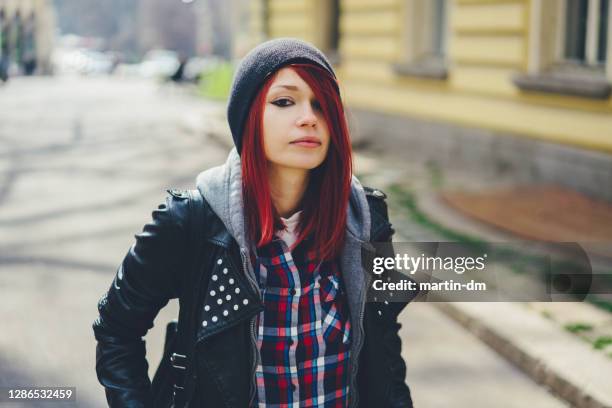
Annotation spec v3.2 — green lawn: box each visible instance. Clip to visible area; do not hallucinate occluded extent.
[197,62,234,101]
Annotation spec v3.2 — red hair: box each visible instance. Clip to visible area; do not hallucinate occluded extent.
[241,63,353,261]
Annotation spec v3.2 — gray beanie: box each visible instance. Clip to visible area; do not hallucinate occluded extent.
[227,37,339,155]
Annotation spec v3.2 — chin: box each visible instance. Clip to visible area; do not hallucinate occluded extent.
[279,158,325,171]
[285,152,326,170]
[290,161,323,170]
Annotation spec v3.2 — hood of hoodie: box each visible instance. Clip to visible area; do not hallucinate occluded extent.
[195,147,371,253]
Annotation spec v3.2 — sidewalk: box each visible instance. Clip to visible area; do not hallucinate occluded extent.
[184,101,584,407]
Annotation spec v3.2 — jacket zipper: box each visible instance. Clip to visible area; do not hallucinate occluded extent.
[238,247,262,407]
[348,241,376,408]
[349,280,366,408]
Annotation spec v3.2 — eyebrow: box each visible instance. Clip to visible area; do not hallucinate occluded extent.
[270,84,300,91]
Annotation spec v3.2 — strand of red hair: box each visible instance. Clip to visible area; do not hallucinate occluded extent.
[241,62,353,261]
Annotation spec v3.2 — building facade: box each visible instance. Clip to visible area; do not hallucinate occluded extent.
[0,0,55,75]
[249,0,612,201]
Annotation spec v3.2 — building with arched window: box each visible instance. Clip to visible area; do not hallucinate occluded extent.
[0,0,55,76]
[249,0,612,202]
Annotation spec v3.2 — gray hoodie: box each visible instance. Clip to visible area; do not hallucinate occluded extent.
[196,147,373,407]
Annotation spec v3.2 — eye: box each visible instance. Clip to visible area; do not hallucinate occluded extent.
[271,98,294,107]
[312,100,322,111]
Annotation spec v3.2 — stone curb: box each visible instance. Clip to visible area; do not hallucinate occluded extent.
[434,302,612,408]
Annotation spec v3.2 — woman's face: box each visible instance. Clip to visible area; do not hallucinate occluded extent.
[262,67,330,172]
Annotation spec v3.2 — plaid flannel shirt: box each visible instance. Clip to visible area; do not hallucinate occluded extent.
[252,234,352,407]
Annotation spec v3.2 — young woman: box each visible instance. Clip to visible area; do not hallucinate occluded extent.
[93,38,414,408]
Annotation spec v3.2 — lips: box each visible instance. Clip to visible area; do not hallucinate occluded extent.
[290,136,321,145]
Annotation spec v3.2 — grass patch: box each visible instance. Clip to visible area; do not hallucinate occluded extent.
[564,322,594,333]
[585,295,612,314]
[425,160,444,189]
[593,336,612,350]
[540,310,553,320]
[198,62,234,100]
[388,184,487,250]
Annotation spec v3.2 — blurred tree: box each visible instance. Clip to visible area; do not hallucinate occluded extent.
[54,0,196,60]
[138,0,196,58]
[53,0,140,58]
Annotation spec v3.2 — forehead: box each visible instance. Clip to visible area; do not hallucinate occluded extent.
[267,67,313,95]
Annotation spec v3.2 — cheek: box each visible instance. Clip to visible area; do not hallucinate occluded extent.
[316,113,330,141]
[320,123,331,150]
[262,112,287,158]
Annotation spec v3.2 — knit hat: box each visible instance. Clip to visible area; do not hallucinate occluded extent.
[227,37,339,155]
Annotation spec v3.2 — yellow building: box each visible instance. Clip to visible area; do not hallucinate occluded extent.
[249,0,612,201]
[0,0,55,75]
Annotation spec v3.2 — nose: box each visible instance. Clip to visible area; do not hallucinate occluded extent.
[295,102,318,127]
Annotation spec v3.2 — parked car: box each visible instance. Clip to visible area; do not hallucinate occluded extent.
[52,48,114,75]
[139,49,180,79]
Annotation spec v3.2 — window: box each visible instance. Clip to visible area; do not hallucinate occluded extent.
[516,0,612,99]
[561,0,608,66]
[329,0,340,58]
[430,0,449,60]
[394,0,449,79]
[313,0,340,64]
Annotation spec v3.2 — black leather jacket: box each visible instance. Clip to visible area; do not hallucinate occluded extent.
[93,187,414,407]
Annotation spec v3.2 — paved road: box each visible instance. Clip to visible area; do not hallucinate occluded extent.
[0,76,227,407]
[0,76,568,407]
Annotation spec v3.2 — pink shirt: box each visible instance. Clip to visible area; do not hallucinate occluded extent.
[276,210,302,250]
